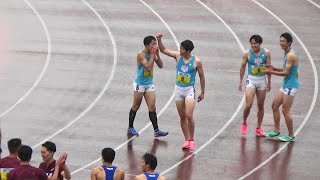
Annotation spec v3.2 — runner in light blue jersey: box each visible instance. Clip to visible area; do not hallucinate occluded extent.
[263,32,299,142]
[239,35,272,136]
[157,32,206,151]
[128,36,168,138]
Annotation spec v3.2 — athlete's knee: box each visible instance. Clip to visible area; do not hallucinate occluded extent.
[179,113,187,121]
[257,103,264,111]
[148,105,156,112]
[185,112,193,121]
[245,103,253,110]
[131,104,140,111]
[272,102,279,111]
[282,107,290,115]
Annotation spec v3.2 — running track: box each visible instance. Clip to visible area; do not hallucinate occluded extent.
[0,0,319,179]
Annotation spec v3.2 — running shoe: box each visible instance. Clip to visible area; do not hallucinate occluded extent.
[241,123,247,135]
[264,130,280,137]
[256,128,265,136]
[189,140,196,151]
[128,127,139,136]
[154,130,169,137]
[278,135,295,142]
[182,141,190,149]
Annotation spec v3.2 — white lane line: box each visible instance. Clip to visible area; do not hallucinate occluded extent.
[239,0,318,179]
[71,0,181,175]
[31,0,118,149]
[0,0,52,118]
[307,0,320,9]
[160,0,246,175]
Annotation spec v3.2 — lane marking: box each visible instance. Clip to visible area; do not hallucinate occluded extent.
[0,0,52,118]
[31,0,118,149]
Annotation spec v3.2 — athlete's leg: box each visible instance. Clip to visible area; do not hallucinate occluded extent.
[185,99,196,140]
[271,90,284,133]
[243,87,256,124]
[282,94,295,137]
[128,91,144,134]
[256,89,267,128]
[145,91,158,131]
[176,100,189,141]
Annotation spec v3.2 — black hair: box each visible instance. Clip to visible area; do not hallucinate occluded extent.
[102,148,115,163]
[42,141,56,153]
[280,32,293,46]
[142,153,157,170]
[180,40,194,52]
[8,138,22,154]
[144,36,156,46]
[18,145,32,162]
[249,34,263,44]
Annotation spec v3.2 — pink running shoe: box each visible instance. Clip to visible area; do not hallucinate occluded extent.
[241,123,247,135]
[256,128,265,136]
[189,140,196,151]
[182,141,190,149]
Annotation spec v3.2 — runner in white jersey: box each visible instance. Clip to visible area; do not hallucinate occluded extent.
[238,35,271,136]
[156,33,205,151]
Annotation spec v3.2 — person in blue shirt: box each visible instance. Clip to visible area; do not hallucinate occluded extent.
[134,153,165,180]
[128,36,168,138]
[91,148,124,180]
[238,35,272,136]
[263,32,299,142]
[156,33,206,151]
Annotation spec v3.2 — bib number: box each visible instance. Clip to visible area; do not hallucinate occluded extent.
[143,69,153,77]
[251,66,265,74]
[177,72,191,84]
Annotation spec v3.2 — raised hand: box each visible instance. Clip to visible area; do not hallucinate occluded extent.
[156,32,163,40]
[57,152,68,166]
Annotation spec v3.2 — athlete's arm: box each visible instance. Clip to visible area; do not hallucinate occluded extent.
[138,49,156,71]
[158,175,166,180]
[196,57,205,102]
[238,50,249,91]
[115,169,125,180]
[134,174,145,180]
[155,48,163,69]
[265,49,272,92]
[47,165,59,180]
[90,168,98,180]
[61,163,71,180]
[266,53,295,76]
[156,32,180,61]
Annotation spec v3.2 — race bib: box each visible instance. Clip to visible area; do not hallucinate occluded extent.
[143,69,153,77]
[0,168,13,180]
[251,66,265,74]
[177,72,191,84]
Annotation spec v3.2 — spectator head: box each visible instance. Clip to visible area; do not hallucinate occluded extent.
[8,138,22,154]
[141,153,157,172]
[18,145,32,162]
[101,148,115,164]
[41,141,56,162]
